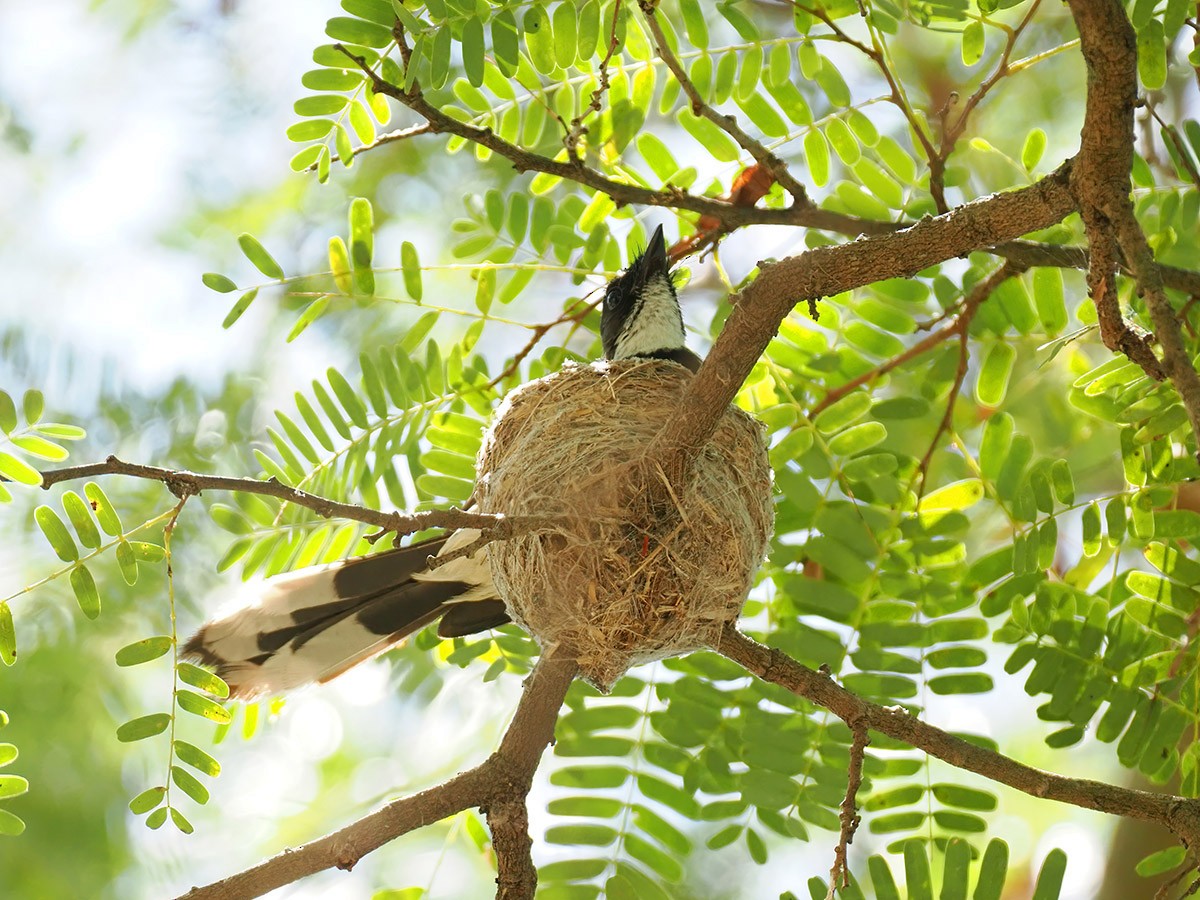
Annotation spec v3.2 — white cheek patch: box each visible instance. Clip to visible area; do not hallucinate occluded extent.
[613,276,684,359]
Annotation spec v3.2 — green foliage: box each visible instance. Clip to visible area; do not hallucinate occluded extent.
[5,0,1200,893]
[0,710,25,837]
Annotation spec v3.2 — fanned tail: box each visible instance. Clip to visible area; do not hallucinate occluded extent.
[183,531,507,698]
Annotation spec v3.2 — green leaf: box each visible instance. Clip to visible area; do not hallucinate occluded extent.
[552,2,577,69]
[170,807,195,834]
[325,15,393,48]
[19,388,42,427]
[288,295,331,342]
[550,765,630,788]
[1031,848,1067,900]
[61,491,101,548]
[10,434,65,462]
[1032,267,1065,335]
[804,129,830,186]
[145,807,168,830]
[0,775,28,800]
[286,119,336,142]
[676,110,739,162]
[349,197,374,269]
[237,233,285,279]
[348,99,375,144]
[116,713,171,743]
[961,21,984,65]
[828,421,887,455]
[177,662,231,699]
[0,808,24,836]
[931,783,996,810]
[920,480,983,512]
[524,6,556,74]
[36,505,77,561]
[972,840,1009,900]
[545,824,618,846]
[1137,20,1166,90]
[0,452,42,486]
[174,740,221,778]
[814,391,871,433]
[493,10,520,75]
[301,68,363,91]
[401,241,423,301]
[84,482,123,536]
[177,690,232,724]
[128,786,166,815]
[976,343,1015,406]
[461,15,485,86]
[328,367,370,428]
[1136,845,1186,877]
[71,564,101,619]
[815,58,850,106]
[202,273,237,293]
[679,0,708,47]
[1022,128,1047,171]
[171,765,210,805]
[295,94,350,117]
[0,602,15,666]
[116,636,173,667]
[223,288,259,329]
[116,539,138,585]
[329,236,353,295]
[825,116,860,164]
[32,423,85,440]
[0,392,15,433]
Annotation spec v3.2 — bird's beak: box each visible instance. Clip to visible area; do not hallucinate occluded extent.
[642,224,669,279]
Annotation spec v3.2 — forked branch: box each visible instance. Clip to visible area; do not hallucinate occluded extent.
[178,644,578,900]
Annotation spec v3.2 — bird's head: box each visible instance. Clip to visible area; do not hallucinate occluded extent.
[600,224,686,363]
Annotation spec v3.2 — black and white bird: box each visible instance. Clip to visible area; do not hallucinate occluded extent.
[184,224,701,698]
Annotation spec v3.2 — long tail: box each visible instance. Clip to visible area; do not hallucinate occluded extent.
[183,530,508,698]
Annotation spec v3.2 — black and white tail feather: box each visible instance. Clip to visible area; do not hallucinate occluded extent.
[184,224,700,698]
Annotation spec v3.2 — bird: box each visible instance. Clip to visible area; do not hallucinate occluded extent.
[184,224,702,698]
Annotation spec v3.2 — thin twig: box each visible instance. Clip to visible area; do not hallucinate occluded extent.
[564,0,623,161]
[828,720,869,894]
[38,455,559,538]
[640,1,809,204]
[941,0,1044,156]
[914,262,1024,489]
[713,626,1200,850]
[336,44,867,234]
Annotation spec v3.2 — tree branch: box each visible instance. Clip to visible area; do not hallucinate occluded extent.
[649,167,1076,485]
[339,45,873,234]
[178,644,577,900]
[713,626,1200,851]
[39,455,558,540]
[639,0,809,205]
[1066,0,1200,445]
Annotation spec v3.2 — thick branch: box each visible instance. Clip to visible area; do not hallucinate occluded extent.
[714,627,1200,850]
[1067,0,1200,443]
[39,455,557,539]
[650,168,1076,482]
[180,644,577,900]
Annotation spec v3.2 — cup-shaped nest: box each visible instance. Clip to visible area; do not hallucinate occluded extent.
[476,359,773,689]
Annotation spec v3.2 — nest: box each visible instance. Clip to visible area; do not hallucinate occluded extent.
[476,359,773,689]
